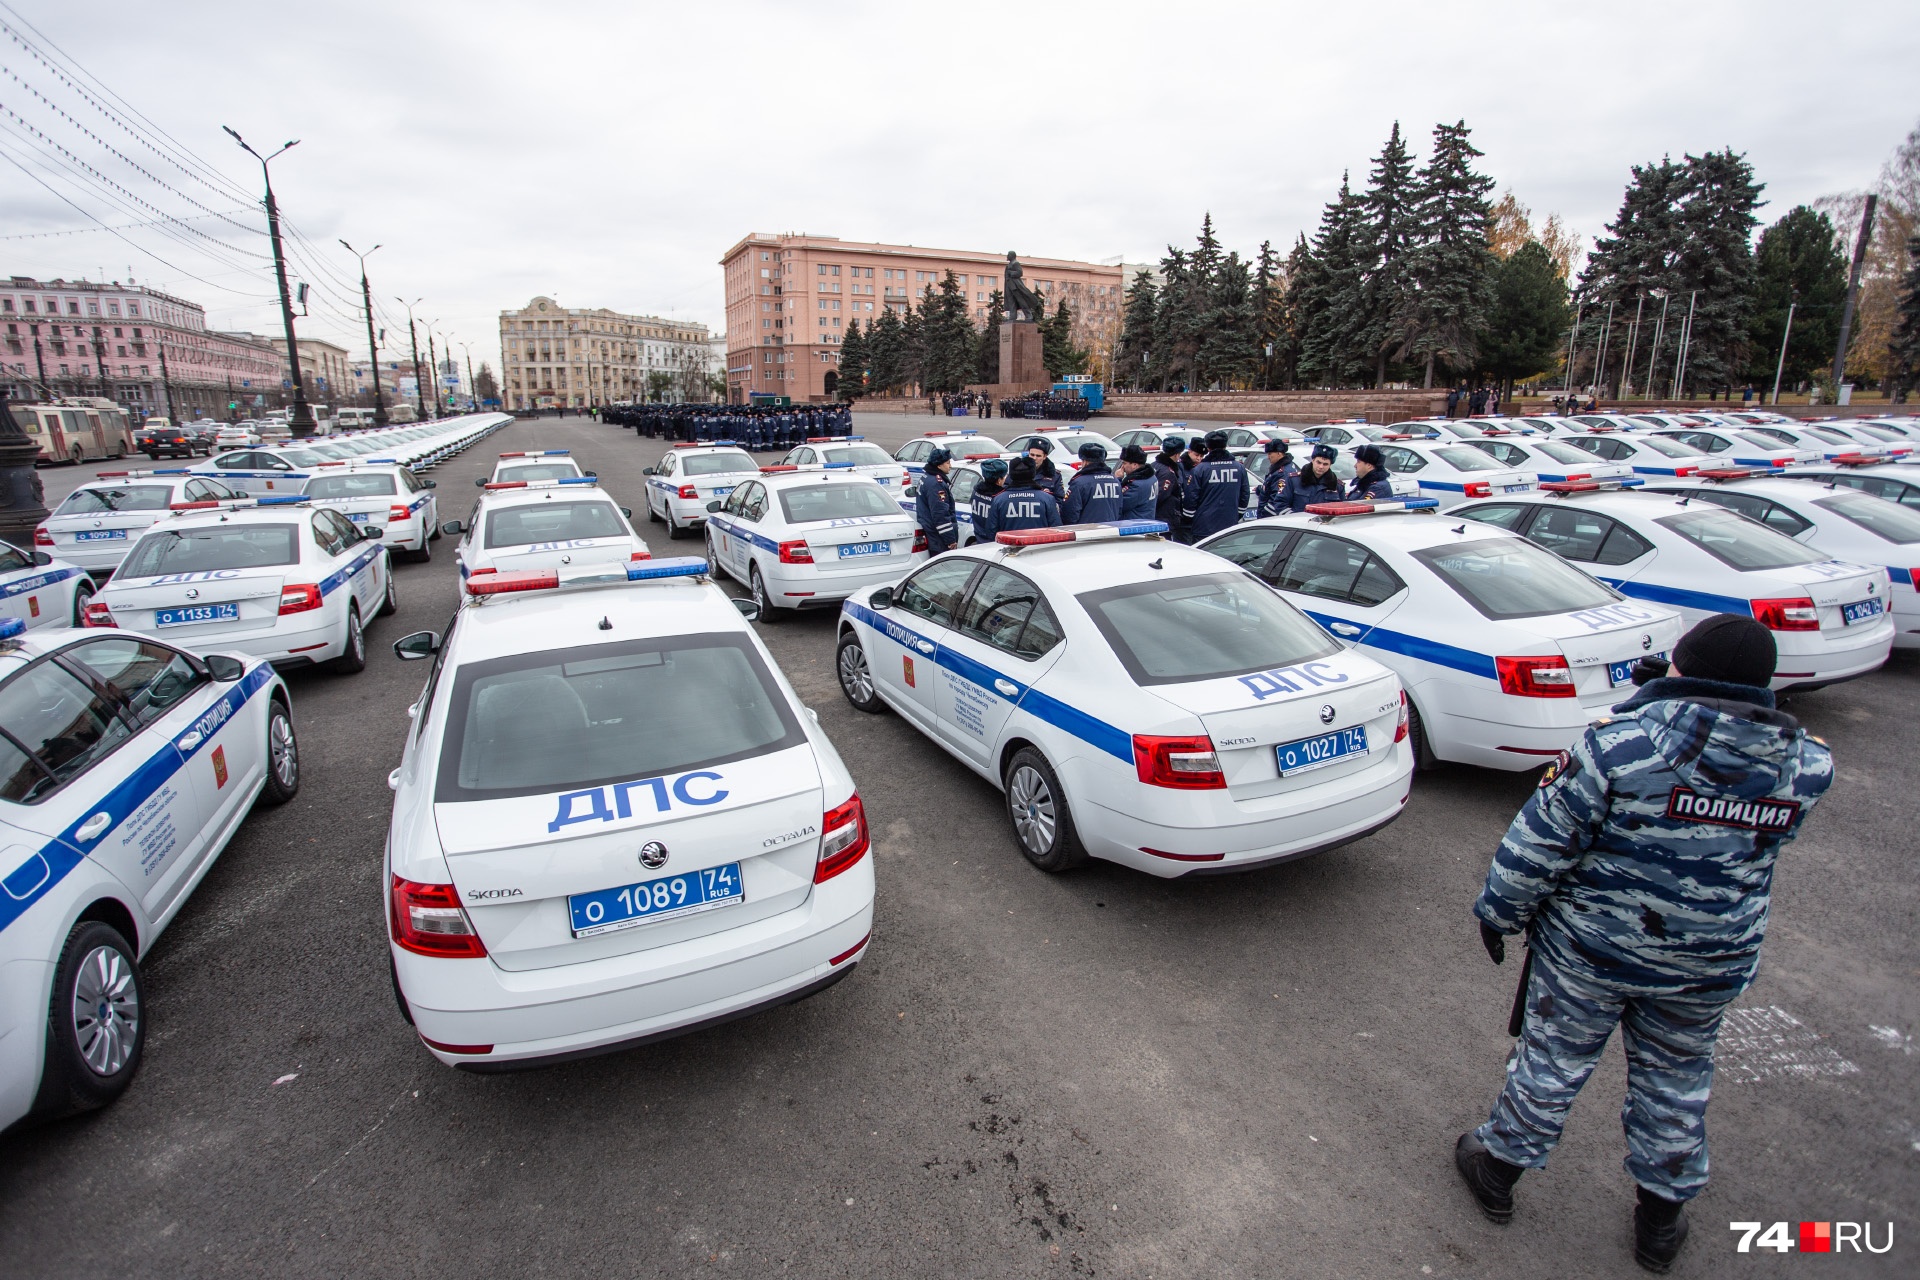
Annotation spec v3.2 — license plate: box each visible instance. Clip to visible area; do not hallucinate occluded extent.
[1275,726,1369,776]
[73,529,127,542]
[1609,652,1666,687]
[1501,483,1531,493]
[154,602,240,628]
[838,541,891,559]
[711,486,734,497]
[348,512,371,522]
[568,862,744,937]
[1843,597,1884,625]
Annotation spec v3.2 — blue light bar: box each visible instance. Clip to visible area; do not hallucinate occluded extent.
[1400,497,1441,510]
[556,476,597,484]
[363,458,398,463]
[0,617,25,640]
[1106,519,1171,536]
[843,435,865,441]
[154,468,189,475]
[626,556,709,580]
[256,495,311,506]
[539,449,570,456]
[823,461,855,469]
[1620,477,1646,487]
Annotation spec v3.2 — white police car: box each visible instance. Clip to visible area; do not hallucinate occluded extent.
[1741,420,1907,463]
[0,620,298,1130]
[36,471,245,576]
[896,430,1006,468]
[1792,459,1920,508]
[1109,423,1190,452]
[643,443,760,539]
[190,446,314,496]
[2,540,94,633]
[1462,436,1638,485]
[1383,418,1536,444]
[485,450,587,486]
[1195,498,1684,770]
[300,462,440,562]
[1643,427,1822,469]
[779,437,913,492]
[1366,439,1537,508]
[706,467,925,620]
[89,497,394,674]
[382,558,873,1068]
[833,521,1413,876]
[1456,481,1894,691]
[1556,430,1716,477]
[444,479,647,598]
[1002,428,1122,468]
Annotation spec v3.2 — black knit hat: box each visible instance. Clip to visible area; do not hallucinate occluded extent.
[1009,456,1037,486]
[1673,613,1777,688]
[1353,444,1385,468]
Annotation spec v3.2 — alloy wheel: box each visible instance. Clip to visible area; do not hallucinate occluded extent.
[70,945,139,1077]
[1008,765,1056,853]
[838,642,874,703]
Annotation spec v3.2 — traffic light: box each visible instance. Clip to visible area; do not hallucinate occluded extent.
[229,401,238,410]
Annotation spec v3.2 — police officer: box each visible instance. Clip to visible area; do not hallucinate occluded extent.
[1456,615,1833,1274]
[1347,444,1395,500]
[1257,438,1299,517]
[915,447,958,553]
[1024,436,1067,503]
[990,456,1062,531]
[1063,442,1123,523]
[1116,444,1159,520]
[1182,430,1250,542]
[1152,437,1187,535]
[971,457,1008,544]
[1274,444,1345,513]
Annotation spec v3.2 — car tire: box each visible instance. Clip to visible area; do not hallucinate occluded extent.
[1003,747,1088,873]
[70,445,84,466]
[377,565,399,616]
[409,527,431,564]
[705,531,725,582]
[1407,698,1439,772]
[666,507,688,540]
[332,605,367,673]
[836,631,885,713]
[259,695,300,805]
[30,920,144,1122]
[70,579,94,628]
[749,566,781,623]
[389,954,413,1026]
[647,496,663,524]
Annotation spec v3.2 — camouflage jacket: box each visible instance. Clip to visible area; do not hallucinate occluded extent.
[1474,677,1833,994]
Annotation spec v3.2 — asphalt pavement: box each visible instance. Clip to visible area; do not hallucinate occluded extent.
[1,414,1913,1278]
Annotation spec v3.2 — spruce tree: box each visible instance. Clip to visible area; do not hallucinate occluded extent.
[1668,148,1763,394]
[1359,122,1421,385]
[1481,241,1571,394]
[838,320,868,400]
[1198,251,1257,389]
[1041,301,1086,379]
[1748,206,1848,389]
[866,306,906,393]
[1151,247,1194,389]
[1890,232,1920,403]
[1297,173,1370,387]
[1116,271,1157,390]
[1274,236,1313,388]
[1407,121,1497,387]
[917,271,978,393]
[1253,241,1284,388]
[976,290,1003,385]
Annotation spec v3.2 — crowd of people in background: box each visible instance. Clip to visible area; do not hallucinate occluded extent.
[599,402,854,450]
[997,393,1093,421]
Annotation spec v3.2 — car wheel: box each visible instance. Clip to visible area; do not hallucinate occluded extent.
[1407,698,1439,771]
[377,565,399,616]
[666,507,688,540]
[332,605,367,673]
[705,531,724,581]
[836,632,885,713]
[70,579,94,628]
[30,920,144,1121]
[749,566,783,623]
[70,445,84,466]
[260,696,300,805]
[409,526,431,563]
[647,495,663,524]
[1003,747,1087,873]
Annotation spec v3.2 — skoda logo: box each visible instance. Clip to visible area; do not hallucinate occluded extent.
[560,554,572,565]
[638,842,669,870]
[1319,704,1336,725]
[185,588,199,600]
[1641,634,1653,650]
[1868,580,1877,594]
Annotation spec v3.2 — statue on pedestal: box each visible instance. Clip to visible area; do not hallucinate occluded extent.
[1003,252,1046,323]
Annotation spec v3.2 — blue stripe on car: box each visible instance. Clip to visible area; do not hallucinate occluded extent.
[318,546,383,597]
[1302,609,1500,680]
[1,566,83,600]
[1593,576,1750,615]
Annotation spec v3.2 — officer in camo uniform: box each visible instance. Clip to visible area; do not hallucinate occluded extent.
[1454,613,1833,1274]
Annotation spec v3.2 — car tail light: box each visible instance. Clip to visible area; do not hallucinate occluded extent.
[911,529,928,553]
[33,525,53,547]
[630,550,651,561]
[278,583,323,615]
[815,794,869,883]
[389,875,487,957]
[778,539,812,564]
[82,600,116,628]
[1132,735,1226,789]
[1496,655,1576,698]
[1672,465,1698,477]
[677,484,699,500]
[1394,691,1410,743]
[389,504,411,523]
[1751,597,1820,631]
[1463,481,1492,498]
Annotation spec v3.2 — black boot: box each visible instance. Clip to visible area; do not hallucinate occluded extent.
[1633,1186,1689,1273]
[1454,1131,1523,1224]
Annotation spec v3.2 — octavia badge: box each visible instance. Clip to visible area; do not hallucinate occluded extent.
[638,842,669,870]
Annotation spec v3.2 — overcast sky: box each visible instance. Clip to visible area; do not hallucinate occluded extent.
[3,0,1916,379]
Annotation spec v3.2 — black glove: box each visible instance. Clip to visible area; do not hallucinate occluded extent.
[1630,656,1670,687]
[1480,921,1507,965]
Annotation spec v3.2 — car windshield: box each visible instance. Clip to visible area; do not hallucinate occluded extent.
[778,483,900,523]
[436,634,804,801]
[1655,508,1824,570]
[1433,446,1504,472]
[58,485,172,514]
[275,449,326,466]
[822,445,899,466]
[682,450,756,476]
[1529,440,1599,466]
[118,524,299,576]
[1854,426,1906,442]
[1412,537,1619,619]
[1812,491,1920,544]
[332,438,379,454]
[1077,572,1340,686]
[305,473,398,499]
[305,443,354,459]
[1636,435,1706,458]
[484,500,626,548]
[497,463,579,483]
[1440,421,1492,437]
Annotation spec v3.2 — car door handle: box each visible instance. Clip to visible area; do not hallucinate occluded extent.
[176,730,204,750]
[993,679,1018,697]
[916,640,935,654]
[1329,622,1363,637]
[387,768,402,791]
[75,812,113,843]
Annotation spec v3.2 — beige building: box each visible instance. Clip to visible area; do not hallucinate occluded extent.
[270,336,352,410]
[498,297,712,409]
[718,234,1125,403]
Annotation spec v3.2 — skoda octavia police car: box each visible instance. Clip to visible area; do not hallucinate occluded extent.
[444,479,647,599]
[300,462,439,562]
[706,467,926,620]
[36,471,244,576]
[778,437,913,493]
[1556,430,1716,477]
[1456,481,1894,690]
[1792,459,1920,508]
[1366,440,1537,508]
[1462,437,1637,485]
[1196,499,1683,770]
[834,521,1413,877]
[89,497,395,673]
[644,442,759,539]
[896,430,1005,468]
[0,619,299,1131]
[189,446,315,496]
[2,541,94,634]
[485,450,588,486]
[382,557,873,1068]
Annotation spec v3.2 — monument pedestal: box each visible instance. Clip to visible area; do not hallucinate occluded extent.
[1000,319,1048,390]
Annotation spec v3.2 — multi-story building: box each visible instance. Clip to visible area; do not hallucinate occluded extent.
[717,234,1126,403]
[270,336,352,411]
[1,276,282,420]
[349,359,418,407]
[498,297,712,409]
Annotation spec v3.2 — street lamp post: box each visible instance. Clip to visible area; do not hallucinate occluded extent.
[426,324,442,419]
[459,341,477,411]
[223,127,315,438]
[0,397,48,549]
[395,297,427,421]
[340,240,388,426]
[157,336,176,422]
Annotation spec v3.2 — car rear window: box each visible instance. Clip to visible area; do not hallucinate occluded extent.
[1077,572,1339,686]
[1655,508,1825,570]
[1812,491,1920,544]
[682,450,756,476]
[1529,440,1599,466]
[1411,537,1620,620]
[304,473,398,499]
[1637,435,1706,458]
[1803,427,1856,445]
[58,485,172,514]
[484,500,626,548]
[496,463,578,483]
[822,445,898,466]
[436,634,805,801]
[779,483,900,523]
[1433,446,1503,471]
[118,524,300,577]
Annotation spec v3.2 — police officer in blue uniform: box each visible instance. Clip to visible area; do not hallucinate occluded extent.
[1116,445,1160,520]
[1182,430,1250,542]
[1455,615,1834,1274]
[990,456,1062,531]
[1256,438,1299,517]
[1347,444,1395,500]
[914,447,958,553]
[1024,437,1067,504]
[1152,437,1186,534]
[1272,444,1344,513]
[1062,442,1123,523]
[970,457,1008,544]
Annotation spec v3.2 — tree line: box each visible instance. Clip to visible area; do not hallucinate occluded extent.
[835,273,1089,401]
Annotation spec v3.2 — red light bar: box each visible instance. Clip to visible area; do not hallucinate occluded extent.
[497,451,528,458]
[169,500,221,510]
[964,452,1000,460]
[996,528,1076,545]
[1829,453,1877,466]
[1302,501,1380,516]
[629,550,651,561]
[1383,433,1414,440]
[805,436,835,442]
[760,464,798,473]
[1538,480,1601,492]
[1697,468,1754,480]
[672,442,697,448]
[925,430,951,436]
[483,481,526,490]
[96,470,130,477]
[465,569,558,596]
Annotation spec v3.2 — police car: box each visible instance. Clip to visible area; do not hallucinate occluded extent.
[778,437,913,492]
[485,450,588,486]
[1364,439,1537,508]
[1555,430,1717,477]
[1109,423,1190,452]
[0,619,299,1130]
[36,471,246,576]
[706,467,926,620]
[444,479,647,598]
[1792,458,1920,507]
[1195,499,1684,770]
[1740,420,1909,462]
[833,521,1413,876]
[643,442,760,539]
[1642,427,1823,469]
[1461,436,1638,484]
[89,497,395,674]
[381,557,873,1068]
[896,430,1006,468]
[1455,481,1894,691]
[190,446,315,496]
[1235,447,1422,507]
[1383,418,1536,444]
[2,540,94,634]
[1002,428,1122,465]
[300,462,440,562]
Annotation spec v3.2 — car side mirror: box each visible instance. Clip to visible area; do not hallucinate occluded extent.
[583,470,597,478]
[706,500,723,513]
[620,506,633,518]
[362,525,385,540]
[731,597,761,621]
[204,653,247,682]
[904,484,918,498]
[869,586,893,610]
[32,550,52,566]
[474,477,487,487]
[393,630,440,661]
[441,519,464,535]
[421,479,436,488]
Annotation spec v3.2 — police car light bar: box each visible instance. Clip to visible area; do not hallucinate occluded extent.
[465,569,558,596]
[1323,418,1369,425]
[1538,478,1646,493]
[257,495,311,505]
[0,616,26,642]
[1697,467,1784,481]
[964,453,1001,460]
[1142,422,1187,428]
[361,458,399,464]
[807,435,868,442]
[1828,453,1880,466]
[996,519,1169,548]
[626,556,707,580]
[497,450,570,458]
[483,480,526,489]
[1303,498,1440,518]
[1235,420,1278,426]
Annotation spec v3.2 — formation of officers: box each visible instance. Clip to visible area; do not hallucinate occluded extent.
[996,392,1094,421]
[912,431,1400,553]
[602,402,855,450]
